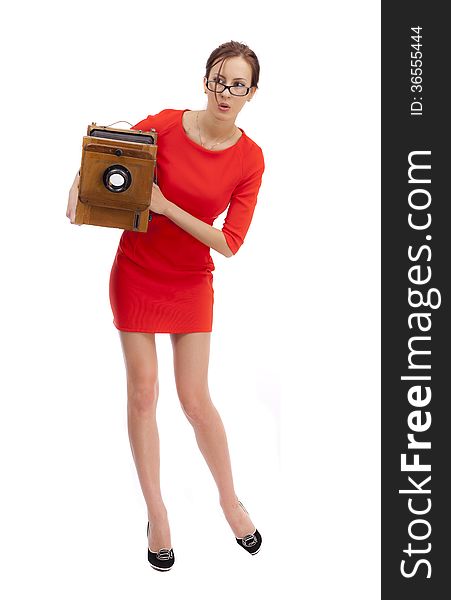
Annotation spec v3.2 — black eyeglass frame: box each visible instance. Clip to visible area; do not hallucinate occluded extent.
[205,79,253,97]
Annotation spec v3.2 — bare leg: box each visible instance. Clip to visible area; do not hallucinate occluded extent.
[170,332,256,538]
[118,331,172,551]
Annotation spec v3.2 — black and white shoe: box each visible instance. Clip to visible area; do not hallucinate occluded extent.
[235,499,262,555]
[147,521,175,571]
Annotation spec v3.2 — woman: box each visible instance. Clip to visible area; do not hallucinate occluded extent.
[66,40,265,572]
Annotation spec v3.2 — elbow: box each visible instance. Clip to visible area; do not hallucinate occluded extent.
[221,233,235,257]
[224,241,241,257]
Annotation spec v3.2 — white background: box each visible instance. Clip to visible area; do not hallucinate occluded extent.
[1,1,380,598]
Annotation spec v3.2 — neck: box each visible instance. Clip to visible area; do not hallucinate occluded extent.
[200,108,236,139]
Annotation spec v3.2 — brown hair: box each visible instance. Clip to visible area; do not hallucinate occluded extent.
[204,40,260,105]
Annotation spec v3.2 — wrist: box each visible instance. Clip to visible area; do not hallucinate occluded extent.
[162,199,174,218]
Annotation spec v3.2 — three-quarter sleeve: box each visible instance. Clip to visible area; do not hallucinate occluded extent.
[221,148,265,255]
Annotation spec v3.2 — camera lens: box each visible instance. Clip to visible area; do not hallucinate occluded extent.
[103,164,132,193]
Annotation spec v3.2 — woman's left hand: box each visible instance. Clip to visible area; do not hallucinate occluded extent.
[150,182,171,216]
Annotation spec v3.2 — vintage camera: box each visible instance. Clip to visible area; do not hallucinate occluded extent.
[74,123,158,232]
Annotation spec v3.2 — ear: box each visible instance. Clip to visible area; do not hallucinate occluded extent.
[203,76,208,93]
[247,87,257,101]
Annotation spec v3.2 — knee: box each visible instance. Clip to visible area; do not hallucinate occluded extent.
[178,388,212,424]
[127,378,159,414]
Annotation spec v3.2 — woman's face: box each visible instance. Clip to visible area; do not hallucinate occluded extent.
[203,56,256,120]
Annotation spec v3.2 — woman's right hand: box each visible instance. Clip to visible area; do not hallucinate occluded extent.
[66,171,81,225]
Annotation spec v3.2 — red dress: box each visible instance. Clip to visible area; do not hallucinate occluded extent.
[109,108,265,333]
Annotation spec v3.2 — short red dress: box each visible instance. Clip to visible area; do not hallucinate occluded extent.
[109,108,265,333]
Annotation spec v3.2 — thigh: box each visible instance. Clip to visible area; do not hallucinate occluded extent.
[119,331,159,398]
[170,332,211,400]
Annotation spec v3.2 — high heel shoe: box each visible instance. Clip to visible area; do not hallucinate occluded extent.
[235,499,262,555]
[147,521,175,571]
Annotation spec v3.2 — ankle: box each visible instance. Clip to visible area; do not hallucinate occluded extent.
[220,495,239,511]
[147,503,168,523]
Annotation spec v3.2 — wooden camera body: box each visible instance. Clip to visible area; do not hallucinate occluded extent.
[75,123,158,232]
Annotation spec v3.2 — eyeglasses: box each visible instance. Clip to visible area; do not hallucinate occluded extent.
[206,79,252,97]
